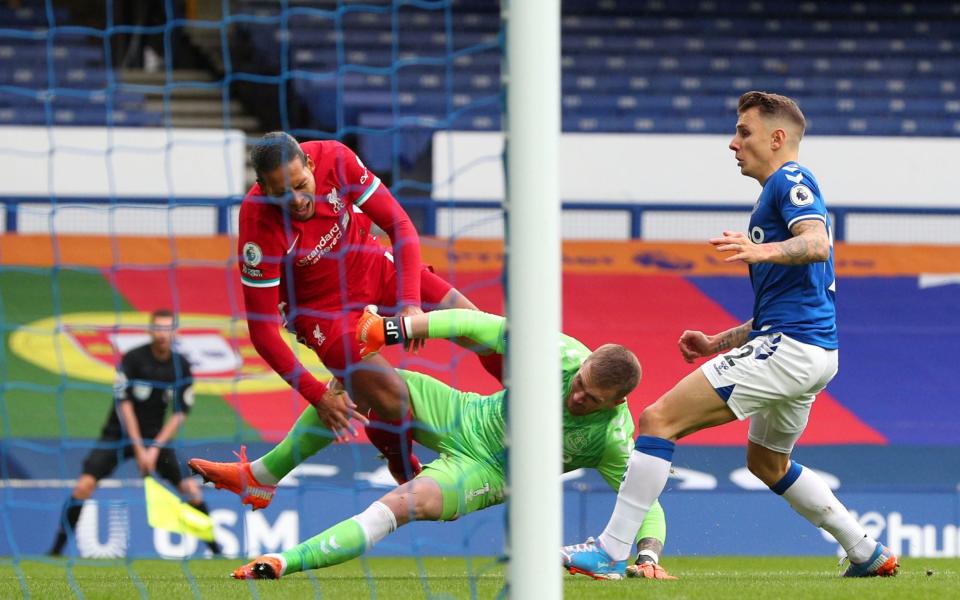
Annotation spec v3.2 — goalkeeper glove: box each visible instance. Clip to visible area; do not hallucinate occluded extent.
[356,305,406,357]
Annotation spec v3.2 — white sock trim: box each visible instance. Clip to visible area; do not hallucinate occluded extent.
[263,553,287,576]
[637,549,659,564]
[353,501,398,549]
[249,459,281,485]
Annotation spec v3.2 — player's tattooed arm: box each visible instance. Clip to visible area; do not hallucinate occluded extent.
[716,221,830,265]
[773,219,830,264]
[713,319,753,353]
[680,319,754,362]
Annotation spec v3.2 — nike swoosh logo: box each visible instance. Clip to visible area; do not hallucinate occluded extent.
[285,234,300,255]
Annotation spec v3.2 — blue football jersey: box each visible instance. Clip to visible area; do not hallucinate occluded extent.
[746,161,838,349]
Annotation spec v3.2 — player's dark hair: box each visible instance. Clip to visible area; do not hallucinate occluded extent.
[738,91,806,138]
[587,344,642,400]
[150,308,175,325]
[250,131,306,181]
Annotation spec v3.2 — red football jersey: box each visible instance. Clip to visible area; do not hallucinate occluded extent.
[238,140,387,307]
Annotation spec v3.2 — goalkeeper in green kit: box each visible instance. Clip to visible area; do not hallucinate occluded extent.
[217,308,675,581]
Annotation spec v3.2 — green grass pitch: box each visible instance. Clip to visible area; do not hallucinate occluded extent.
[2,556,956,599]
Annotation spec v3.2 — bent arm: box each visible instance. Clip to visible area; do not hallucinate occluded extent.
[153,412,184,447]
[359,189,423,308]
[118,400,145,449]
[762,219,831,265]
[243,284,328,402]
[709,319,754,354]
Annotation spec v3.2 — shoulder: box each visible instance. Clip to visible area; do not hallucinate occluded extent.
[768,162,822,208]
[125,344,151,360]
[302,140,352,167]
[594,405,633,455]
[238,190,284,249]
[768,162,814,188]
[607,403,633,434]
[560,334,591,358]
[560,335,591,372]
[121,344,148,368]
[175,353,193,372]
[239,184,278,225]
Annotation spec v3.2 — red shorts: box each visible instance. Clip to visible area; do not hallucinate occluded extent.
[289,251,454,371]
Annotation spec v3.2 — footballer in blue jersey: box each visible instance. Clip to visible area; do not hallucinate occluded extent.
[747,161,837,349]
[563,91,898,580]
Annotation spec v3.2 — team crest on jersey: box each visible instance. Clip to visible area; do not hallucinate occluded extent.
[326,188,344,213]
[242,242,263,267]
[565,429,589,453]
[789,184,814,207]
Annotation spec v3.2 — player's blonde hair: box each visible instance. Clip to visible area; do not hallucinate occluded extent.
[586,344,641,399]
[738,91,806,139]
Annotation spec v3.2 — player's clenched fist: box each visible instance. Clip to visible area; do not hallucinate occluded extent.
[678,329,712,363]
[356,305,407,357]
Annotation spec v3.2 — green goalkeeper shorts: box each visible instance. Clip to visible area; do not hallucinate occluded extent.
[399,369,508,521]
[419,453,506,521]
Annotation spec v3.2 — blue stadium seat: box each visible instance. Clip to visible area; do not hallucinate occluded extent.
[0,106,161,126]
[235,0,960,165]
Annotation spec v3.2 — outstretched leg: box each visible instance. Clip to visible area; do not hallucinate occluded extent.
[748,441,897,577]
[232,477,443,579]
[189,406,334,510]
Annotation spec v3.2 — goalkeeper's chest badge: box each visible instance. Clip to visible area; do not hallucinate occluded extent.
[565,430,589,453]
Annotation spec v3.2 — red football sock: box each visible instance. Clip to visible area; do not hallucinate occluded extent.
[478,353,503,383]
[365,409,421,484]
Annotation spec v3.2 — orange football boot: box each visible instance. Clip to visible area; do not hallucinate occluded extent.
[231,555,284,580]
[188,445,276,510]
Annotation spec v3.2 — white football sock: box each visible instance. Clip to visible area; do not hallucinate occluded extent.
[250,459,281,485]
[353,501,398,549]
[778,464,875,563]
[598,445,673,562]
[637,549,659,564]
[262,553,287,576]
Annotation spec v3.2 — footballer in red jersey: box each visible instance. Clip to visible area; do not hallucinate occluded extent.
[237,132,499,470]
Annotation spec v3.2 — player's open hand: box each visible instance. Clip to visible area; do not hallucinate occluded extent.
[312,383,368,443]
[396,304,425,353]
[710,230,766,264]
[678,330,712,363]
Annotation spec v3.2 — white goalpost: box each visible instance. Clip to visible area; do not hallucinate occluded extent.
[503,0,562,598]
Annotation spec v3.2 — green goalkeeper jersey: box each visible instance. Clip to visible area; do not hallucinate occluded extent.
[406,309,635,492]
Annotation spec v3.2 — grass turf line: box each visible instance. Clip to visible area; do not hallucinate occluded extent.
[1,556,956,599]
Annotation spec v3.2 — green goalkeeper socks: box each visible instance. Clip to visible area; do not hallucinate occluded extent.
[256,406,334,483]
[282,517,367,573]
[426,309,505,354]
[635,499,667,546]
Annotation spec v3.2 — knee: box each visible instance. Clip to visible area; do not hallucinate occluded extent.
[636,405,668,438]
[746,456,788,488]
[351,369,406,418]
